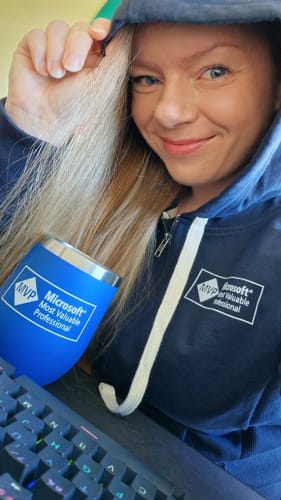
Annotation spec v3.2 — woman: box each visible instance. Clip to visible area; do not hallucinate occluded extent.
[1,1,281,497]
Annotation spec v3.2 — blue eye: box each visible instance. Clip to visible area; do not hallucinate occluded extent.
[204,66,229,79]
[130,75,160,87]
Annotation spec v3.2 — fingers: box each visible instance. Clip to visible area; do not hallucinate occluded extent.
[22,19,112,79]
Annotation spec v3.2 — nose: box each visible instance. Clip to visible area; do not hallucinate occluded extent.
[153,79,199,128]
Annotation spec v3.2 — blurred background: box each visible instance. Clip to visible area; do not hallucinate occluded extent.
[0,0,120,96]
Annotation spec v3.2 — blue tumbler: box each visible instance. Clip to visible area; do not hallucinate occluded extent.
[0,236,121,385]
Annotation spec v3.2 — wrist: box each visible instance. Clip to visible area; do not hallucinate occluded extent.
[4,98,50,141]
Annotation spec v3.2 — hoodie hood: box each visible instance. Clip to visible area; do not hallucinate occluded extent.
[107,0,281,219]
[194,110,281,218]
[109,0,281,41]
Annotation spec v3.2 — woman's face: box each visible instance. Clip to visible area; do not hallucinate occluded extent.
[130,23,281,207]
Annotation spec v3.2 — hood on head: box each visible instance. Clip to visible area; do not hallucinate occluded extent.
[106,0,281,43]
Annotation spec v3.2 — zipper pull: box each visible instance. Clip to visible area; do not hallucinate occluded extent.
[154,232,172,258]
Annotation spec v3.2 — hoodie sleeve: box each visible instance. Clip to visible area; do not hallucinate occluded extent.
[0,98,43,204]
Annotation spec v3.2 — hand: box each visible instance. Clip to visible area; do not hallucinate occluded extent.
[5,18,111,141]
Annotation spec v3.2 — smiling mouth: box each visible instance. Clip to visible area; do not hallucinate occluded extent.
[161,136,213,156]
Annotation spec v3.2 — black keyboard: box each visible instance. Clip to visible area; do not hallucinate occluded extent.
[0,356,180,499]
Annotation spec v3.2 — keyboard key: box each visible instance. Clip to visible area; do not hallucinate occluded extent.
[15,408,45,434]
[0,373,20,396]
[0,391,17,414]
[39,446,70,474]
[17,392,45,415]
[0,357,16,377]
[0,441,39,483]
[31,468,76,498]
[44,412,72,435]
[0,472,32,499]
[73,471,103,498]
[5,422,38,448]
[72,430,99,456]
[45,430,74,458]
[108,476,135,500]
[131,475,157,499]
[101,453,127,478]
[75,453,103,481]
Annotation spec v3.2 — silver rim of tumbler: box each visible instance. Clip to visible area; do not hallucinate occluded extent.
[40,235,121,287]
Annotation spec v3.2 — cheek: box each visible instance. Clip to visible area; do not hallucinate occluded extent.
[215,73,279,131]
[131,100,144,129]
[206,89,254,130]
[131,95,154,130]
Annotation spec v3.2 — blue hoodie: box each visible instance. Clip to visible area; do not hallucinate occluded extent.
[96,2,281,499]
[95,113,281,500]
[0,1,281,498]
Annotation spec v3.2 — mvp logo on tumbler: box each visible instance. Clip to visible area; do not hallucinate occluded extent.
[14,277,39,305]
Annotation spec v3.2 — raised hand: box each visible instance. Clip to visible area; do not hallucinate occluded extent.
[5,18,111,140]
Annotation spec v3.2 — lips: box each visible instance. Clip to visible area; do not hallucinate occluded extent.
[161,136,213,156]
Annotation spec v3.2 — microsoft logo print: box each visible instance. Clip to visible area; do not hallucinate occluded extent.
[185,268,264,325]
[14,277,39,305]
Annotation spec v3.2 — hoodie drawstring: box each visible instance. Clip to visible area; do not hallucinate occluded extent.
[99,216,208,416]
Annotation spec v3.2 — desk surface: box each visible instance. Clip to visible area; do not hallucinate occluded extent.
[46,368,264,500]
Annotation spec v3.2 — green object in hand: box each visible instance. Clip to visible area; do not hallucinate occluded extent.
[93,0,121,20]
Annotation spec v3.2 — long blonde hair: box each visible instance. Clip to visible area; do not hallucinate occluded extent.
[0,25,180,324]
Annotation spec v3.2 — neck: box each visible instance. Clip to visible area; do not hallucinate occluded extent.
[178,182,231,214]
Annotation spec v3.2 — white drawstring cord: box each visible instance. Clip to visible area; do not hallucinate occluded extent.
[99,216,208,415]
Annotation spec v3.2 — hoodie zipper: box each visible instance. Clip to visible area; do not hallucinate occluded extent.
[154,211,178,258]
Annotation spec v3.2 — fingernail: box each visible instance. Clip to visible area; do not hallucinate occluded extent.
[90,22,107,35]
[50,65,66,79]
[63,54,82,72]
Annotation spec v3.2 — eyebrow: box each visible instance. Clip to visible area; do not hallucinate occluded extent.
[132,43,243,69]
